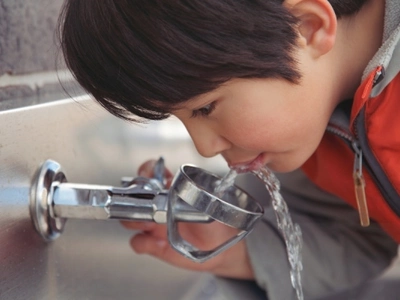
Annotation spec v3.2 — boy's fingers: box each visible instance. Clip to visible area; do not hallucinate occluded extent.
[120,220,156,231]
[130,234,219,272]
[130,234,193,267]
[137,159,175,188]
[130,233,168,255]
[138,160,157,177]
[121,221,168,241]
[163,169,174,188]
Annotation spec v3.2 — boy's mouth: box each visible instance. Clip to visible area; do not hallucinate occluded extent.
[229,154,265,173]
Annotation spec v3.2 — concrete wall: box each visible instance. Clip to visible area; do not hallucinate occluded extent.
[0,0,82,111]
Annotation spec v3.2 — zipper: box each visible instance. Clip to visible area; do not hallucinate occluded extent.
[324,66,387,226]
[352,108,400,218]
[351,141,370,226]
[326,125,370,227]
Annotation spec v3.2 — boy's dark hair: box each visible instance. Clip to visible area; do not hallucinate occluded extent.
[59,0,369,121]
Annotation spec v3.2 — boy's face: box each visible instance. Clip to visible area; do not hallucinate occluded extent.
[172,62,342,172]
[167,0,358,172]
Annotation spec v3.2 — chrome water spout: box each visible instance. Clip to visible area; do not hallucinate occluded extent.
[30,158,264,262]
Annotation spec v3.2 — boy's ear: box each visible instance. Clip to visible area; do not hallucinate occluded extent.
[284,0,337,58]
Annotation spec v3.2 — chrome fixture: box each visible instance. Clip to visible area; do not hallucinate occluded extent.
[30,158,264,263]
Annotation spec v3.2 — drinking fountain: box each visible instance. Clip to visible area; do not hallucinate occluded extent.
[30,158,264,263]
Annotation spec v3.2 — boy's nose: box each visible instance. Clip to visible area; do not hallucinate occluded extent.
[184,123,231,158]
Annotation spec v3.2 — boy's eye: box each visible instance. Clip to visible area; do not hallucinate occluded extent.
[191,101,217,118]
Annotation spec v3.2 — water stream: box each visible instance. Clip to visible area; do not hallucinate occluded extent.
[253,167,304,300]
[214,169,238,197]
[216,167,304,300]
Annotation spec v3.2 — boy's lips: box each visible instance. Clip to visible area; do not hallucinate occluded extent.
[229,154,265,173]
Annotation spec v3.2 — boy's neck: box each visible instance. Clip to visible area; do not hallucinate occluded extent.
[333,0,386,101]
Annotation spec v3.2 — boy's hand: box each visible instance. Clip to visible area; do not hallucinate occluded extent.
[120,159,255,280]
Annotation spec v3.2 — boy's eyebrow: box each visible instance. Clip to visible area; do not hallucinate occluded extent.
[147,99,187,113]
[184,93,220,109]
[146,80,229,115]
[187,82,228,104]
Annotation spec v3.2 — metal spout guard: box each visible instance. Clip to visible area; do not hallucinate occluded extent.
[168,165,264,262]
[30,160,264,263]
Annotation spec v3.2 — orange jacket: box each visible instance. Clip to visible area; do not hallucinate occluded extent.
[302,26,400,242]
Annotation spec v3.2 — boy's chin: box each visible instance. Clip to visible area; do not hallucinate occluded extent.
[266,161,302,174]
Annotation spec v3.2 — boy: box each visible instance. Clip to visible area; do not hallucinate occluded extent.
[59,0,399,299]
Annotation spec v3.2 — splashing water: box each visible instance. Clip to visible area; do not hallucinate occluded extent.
[252,167,304,300]
[215,166,304,300]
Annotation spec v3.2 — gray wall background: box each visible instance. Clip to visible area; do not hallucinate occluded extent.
[0,0,82,111]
